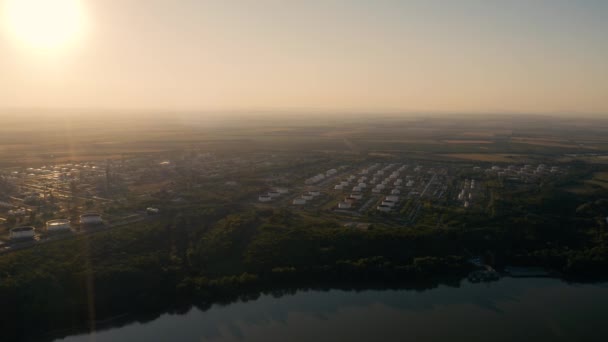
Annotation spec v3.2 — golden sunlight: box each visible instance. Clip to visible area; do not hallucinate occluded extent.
[3,0,87,51]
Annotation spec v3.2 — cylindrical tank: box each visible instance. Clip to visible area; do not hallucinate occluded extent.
[293,198,306,205]
[46,219,71,232]
[80,213,103,225]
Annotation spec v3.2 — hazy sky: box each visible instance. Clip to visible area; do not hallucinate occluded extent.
[0,0,607,114]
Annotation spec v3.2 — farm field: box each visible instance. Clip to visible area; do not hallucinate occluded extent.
[437,153,528,163]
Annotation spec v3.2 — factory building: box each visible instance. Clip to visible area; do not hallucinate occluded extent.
[10,226,35,240]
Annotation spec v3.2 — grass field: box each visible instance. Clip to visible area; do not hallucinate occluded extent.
[3,113,608,167]
[441,140,494,144]
[510,137,590,149]
[585,172,608,190]
[565,172,608,194]
[437,153,527,162]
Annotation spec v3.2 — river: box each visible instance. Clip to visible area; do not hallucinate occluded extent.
[54,277,608,342]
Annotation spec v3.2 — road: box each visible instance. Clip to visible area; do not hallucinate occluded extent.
[420,173,437,198]
[19,183,113,202]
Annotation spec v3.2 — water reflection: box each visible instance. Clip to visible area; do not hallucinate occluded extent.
[54,278,608,342]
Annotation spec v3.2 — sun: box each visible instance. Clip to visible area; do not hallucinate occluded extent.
[2,0,87,51]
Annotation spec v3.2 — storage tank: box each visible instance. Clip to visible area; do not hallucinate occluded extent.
[377,205,391,212]
[293,198,307,205]
[80,213,103,225]
[46,219,71,233]
[338,202,352,209]
[146,207,160,215]
[350,193,363,200]
[10,226,35,240]
[267,191,281,198]
[381,200,396,207]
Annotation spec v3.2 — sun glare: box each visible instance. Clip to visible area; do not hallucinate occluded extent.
[3,0,87,52]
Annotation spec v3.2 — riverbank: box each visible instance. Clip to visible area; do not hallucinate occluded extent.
[42,276,608,342]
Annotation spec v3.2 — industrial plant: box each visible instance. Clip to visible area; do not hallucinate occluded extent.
[0,148,566,254]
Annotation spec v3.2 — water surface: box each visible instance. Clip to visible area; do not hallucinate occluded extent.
[55,277,608,342]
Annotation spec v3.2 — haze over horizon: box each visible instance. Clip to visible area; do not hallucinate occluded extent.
[1,0,607,115]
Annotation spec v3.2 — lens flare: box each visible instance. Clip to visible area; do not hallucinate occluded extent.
[3,0,87,51]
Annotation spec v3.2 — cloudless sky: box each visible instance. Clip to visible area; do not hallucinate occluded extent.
[0,0,607,114]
